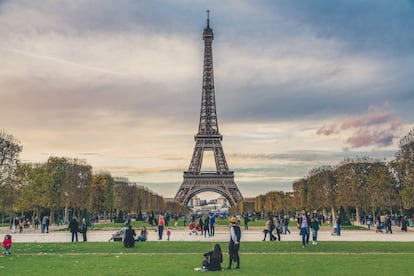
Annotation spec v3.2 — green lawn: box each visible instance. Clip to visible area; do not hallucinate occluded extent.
[1,241,413,275]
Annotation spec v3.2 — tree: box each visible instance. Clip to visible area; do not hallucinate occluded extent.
[392,128,414,211]
[15,163,53,220]
[88,172,114,220]
[64,159,92,221]
[308,166,336,213]
[292,178,308,210]
[0,130,22,220]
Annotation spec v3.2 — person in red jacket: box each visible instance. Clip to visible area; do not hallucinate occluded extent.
[2,234,12,255]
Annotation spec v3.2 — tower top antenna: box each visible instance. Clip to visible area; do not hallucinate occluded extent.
[206,10,210,28]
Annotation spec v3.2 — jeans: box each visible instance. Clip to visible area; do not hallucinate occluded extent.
[158,225,164,240]
[312,229,318,241]
[71,231,78,242]
[300,227,308,246]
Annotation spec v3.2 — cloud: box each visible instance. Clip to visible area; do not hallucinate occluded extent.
[341,108,391,130]
[316,104,401,148]
[1,0,413,198]
[316,124,339,136]
[346,129,394,148]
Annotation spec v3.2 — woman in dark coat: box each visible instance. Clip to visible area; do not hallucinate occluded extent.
[80,218,88,242]
[69,217,79,242]
[124,225,136,248]
[203,217,210,238]
[203,244,223,271]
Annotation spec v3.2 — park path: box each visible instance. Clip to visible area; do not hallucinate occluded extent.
[2,225,413,243]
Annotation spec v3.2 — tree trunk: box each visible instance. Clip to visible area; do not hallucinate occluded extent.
[49,209,54,225]
[331,206,336,224]
[64,206,69,224]
[355,206,360,225]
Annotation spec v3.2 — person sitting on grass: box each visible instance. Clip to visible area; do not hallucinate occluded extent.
[136,226,148,242]
[124,225,136,248]
[203,244,223,271]
[2,234,12,255]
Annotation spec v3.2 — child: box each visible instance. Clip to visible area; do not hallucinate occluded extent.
[166,229,171,241]
[3,234,12,255]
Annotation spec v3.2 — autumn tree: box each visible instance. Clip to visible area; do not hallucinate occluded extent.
[292,178,308,210]
[14,163,54,221]
[88,172,114,220]
[255,195,266,214]
[307,166,336,213]
[0,130,22,220]
[391,128,414,211]
[63,159,92,221]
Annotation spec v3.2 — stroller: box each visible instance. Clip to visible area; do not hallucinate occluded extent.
[108,227,126,242]
[189,221,202,235]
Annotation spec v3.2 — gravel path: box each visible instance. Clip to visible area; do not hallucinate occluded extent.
[2,226,413,243]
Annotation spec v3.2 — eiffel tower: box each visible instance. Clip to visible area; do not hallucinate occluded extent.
[175,11,243,206]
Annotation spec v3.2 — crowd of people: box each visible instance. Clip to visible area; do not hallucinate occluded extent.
[3,210,413,272]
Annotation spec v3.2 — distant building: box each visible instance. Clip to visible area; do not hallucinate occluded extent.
[190,196,201,207]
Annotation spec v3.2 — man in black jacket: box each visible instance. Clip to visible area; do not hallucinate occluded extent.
[69,217,79,242]
[228,217,241,269]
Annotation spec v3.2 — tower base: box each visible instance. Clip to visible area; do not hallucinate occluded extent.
[175,172,243,206]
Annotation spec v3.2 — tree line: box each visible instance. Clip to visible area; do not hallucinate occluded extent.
[232,128,414,222]
[2,128,413,224]
[0,131,187,224]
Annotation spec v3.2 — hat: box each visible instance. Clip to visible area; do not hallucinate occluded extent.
[229,217,237,224]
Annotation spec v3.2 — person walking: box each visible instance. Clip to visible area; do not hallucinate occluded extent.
[385,215,392,234]
[401,216,408,232]
[283,215,291,234]
[269,217,277,241]
[227,217,241,270]
[297,210,310,248]
[69,217,79,242]
[243,213,249,230]
[262,217,271,241]
[203,217,210,238]
[336,215,342,236]
[157,215,165,240]
[310,216,320,245]
[209,215,215,236]
[274,217,282,241]
[80,218,88,242]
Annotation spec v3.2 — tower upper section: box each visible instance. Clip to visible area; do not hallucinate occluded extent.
[197,10,221,139]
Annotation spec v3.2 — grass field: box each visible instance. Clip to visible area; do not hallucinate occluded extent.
[1,241,413,275]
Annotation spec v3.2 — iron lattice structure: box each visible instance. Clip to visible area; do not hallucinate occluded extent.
[175,12,243,206]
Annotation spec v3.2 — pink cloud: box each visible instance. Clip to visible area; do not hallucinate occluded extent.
[346,128,395,148]
[390,119,400,130]
[316,104,401,148]
[341,110,391,130]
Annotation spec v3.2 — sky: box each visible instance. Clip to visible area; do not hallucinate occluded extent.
[1,0,413,200]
